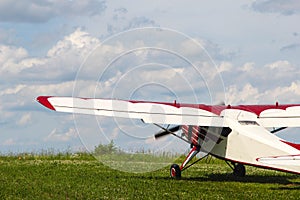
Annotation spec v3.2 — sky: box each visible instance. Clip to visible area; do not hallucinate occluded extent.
[1,0,300,154]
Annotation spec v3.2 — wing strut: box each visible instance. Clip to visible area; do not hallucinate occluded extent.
[154,125,180,139]
[153,124,191,144]
[270,127,287,134]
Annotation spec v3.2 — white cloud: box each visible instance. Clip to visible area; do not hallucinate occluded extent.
[67,29,228,105]
[0,28,100,83]
[225,81,300,105]
[44,128,78,142]
[240,62,254,72]
[226,83,259,104]
[17,113,32,126]
[107,15,158,35]
[0,45,28,72]
[264,60,294,71]
[180,38,207,57]
[218,61,233,73]
[179,38,233,61]
[1,28,297,118]
[0,81,77,115]
[0,0,107,23]
[221,59,300,96]
[0,84,26,96]
[1,137,40,150]
[47,28,100,58]
[263,81,300,102]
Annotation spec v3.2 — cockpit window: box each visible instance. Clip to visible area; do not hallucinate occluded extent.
[238,121,259,126]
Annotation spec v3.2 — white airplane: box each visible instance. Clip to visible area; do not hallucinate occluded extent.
[37,96,300,178]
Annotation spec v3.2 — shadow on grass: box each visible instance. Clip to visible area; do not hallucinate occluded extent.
[206,173,297,185]
[273,184,300,190]
[139,172,300,186]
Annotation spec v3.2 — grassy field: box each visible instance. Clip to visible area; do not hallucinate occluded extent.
[0,153,300,199]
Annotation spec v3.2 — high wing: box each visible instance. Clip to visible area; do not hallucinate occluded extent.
[37,96,300,128]
[36,96,226,127]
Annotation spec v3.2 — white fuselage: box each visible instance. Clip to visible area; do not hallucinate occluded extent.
[210,117,300,174]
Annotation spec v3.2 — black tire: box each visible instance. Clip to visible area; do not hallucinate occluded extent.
[170,164,181,179]
[233,163,246,177]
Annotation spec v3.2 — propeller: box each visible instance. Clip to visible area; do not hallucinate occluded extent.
[154,125,180,139]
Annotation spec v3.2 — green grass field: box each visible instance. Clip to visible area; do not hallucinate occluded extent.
[1,153,300,199]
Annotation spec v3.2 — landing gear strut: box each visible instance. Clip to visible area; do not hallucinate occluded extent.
[170,145,204,179]
[226,161,246,177]
[233,163,246,177]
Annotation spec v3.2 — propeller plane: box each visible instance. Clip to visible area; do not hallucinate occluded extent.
[37,96,300,178]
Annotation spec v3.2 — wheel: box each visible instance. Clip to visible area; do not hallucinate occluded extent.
[170,164,181,179]
[233,163,246,177]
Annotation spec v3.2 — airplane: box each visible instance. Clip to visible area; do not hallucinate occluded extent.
[37,96,300,178]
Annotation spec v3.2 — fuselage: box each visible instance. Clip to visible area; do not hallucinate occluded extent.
[184,117,300,174]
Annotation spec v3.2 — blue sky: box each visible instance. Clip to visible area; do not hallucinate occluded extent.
[1,0,300,153]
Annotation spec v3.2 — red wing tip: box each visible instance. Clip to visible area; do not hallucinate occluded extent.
[36,96,56,111]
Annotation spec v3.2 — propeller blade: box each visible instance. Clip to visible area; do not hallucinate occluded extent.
[154,125,180,139]
[154,131,171,139]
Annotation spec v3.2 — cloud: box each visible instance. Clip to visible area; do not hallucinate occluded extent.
[0,81,76,113]
[1,137,40,150]
[218,62,233,73]
[47,28,100,58]
[0,85,26,96]
[264,60,294,71]
[0,27,232,152]
[107,7,159,35]
[0,45,28,66]
[1,28,297,115]
[0,28,100,83]
[179,38,236,61]
[44,128,78,142]
[17,113,32,126]
[226,81,300,104]
[240,62,255,72]
[66,29,232,105]
[226,83,260,104]
[125,17,156,29]
[252,0,300,15]
[223,59,300,93]
[263,81,300,102]
[0,0,107,23]
[220,59,300,105]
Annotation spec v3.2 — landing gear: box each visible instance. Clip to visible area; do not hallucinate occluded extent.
[233,163,246,177]
[170,145,204,179]
[170,164,181,179]
[225,161,246,177]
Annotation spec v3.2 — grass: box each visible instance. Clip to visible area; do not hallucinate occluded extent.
[0,153,300,199]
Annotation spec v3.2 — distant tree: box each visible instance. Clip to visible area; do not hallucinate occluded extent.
[94,140,118,155]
